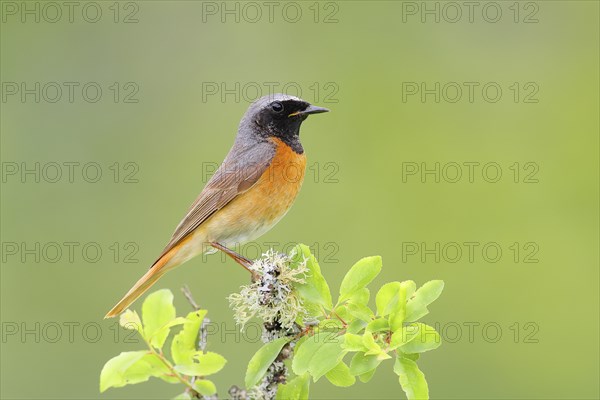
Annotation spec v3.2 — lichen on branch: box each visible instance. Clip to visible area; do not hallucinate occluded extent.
[228,249,309,337]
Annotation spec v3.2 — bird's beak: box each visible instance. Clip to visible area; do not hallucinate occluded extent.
[288,105,330,117]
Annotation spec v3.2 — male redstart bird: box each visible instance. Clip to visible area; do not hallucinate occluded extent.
[105,94,329,318]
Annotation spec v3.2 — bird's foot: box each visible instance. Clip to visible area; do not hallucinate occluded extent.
[209,242,259,281]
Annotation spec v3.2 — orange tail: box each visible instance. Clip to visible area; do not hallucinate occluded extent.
[104,250,178,318]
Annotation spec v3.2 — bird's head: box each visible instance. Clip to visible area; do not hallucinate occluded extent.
[240,93,329,153]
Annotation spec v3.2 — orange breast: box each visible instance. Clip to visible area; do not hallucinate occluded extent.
[253,137,307,214]
[199,138,306,245]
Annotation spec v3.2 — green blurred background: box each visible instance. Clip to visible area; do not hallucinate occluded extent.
[1,1,598,399]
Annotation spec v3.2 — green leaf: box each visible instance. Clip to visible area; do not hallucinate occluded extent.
[171,310,207,366]
[362,331,381,354]
[348,352,382,376]
[100,351,171,392]
[389,285,407,332]
[362,331,390,359]
[308,335,346,381]
[142,289,177,349]
[390,323,421,350]
[193,351,227,375]
[333,304,352,322]
[174,351,227,377]
[376,282,401,316]
[325,361,355,387]
[347,287,370,306]
[366,318,389,333]
[119,310,143,333]
[358,368,377,383]
[346,319,367,334]
[138,353,178,383]
[394,356,429,400]
[402,280,417,299]
[399,324,442,354]
[291,244,333,310]
[342,333,366,352]
[318,318,344,331]
[374,281,407,332]
[292,331,334,375]
[276,373,310,400]
[339,256,382,301]
[150,317,188,348]
[193,379,217,396]
[100,351,146,392]
[405,281,444,322]
[245,337,290,388]
[173,392,192,400]
[157,373,180,384]
[347,303,374,322]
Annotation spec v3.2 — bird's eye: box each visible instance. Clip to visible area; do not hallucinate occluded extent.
[271,101,284,112]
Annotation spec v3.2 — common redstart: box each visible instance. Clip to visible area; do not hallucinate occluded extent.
[105,94,329,318]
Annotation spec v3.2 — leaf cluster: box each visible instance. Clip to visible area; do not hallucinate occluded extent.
[100,244,445,400]
[245,245,445,400]
[100,290,226,399]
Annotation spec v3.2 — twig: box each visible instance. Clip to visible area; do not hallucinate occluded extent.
[182,285,211,354]
[182,285,200,310]
[180,285,216,399]
[144,343,195,392]
[250,251,302,399]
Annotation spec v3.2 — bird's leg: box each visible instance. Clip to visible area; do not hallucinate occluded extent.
[210,242,258,280]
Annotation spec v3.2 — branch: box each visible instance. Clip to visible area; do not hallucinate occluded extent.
[181,285,210,354]
[229,250,307,400]
[181,285,216,400]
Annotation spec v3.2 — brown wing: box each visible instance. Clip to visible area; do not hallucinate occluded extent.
[152,140,276,265]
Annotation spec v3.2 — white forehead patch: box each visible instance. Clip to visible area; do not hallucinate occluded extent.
[252,93,303,108]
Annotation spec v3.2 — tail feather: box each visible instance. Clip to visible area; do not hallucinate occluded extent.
[104,250,178,318]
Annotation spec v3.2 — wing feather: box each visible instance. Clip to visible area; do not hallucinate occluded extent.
[152,140,276,265]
